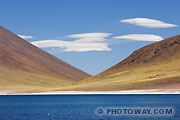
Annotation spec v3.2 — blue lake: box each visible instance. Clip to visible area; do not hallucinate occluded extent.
[0,94,179,120]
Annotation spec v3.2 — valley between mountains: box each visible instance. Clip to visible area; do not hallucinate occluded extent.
[0,26,180,94]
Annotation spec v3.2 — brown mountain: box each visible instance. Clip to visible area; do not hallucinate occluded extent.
[0,26,90,92]
[108,35,180,70]
[59,34,180,91]
[95,34,180,77]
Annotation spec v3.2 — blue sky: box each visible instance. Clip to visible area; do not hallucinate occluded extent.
[0,0,180,75]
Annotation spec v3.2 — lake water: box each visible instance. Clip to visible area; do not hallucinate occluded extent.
[0,94,179,120]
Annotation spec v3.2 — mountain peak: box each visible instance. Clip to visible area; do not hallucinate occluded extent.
[0,26,91,82]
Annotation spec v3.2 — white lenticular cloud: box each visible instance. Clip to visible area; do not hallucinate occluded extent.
[68,33,111,39]
[18,35,33,39]
[120,18,178,28]
[113,34,163,41]
[31,33,112,52]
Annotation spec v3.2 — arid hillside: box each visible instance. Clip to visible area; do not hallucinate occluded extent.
[0,26,91,91]
[54,34,180,91]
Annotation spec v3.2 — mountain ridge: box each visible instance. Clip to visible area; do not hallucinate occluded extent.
[53,34,180,91]
[88,34,180,80]
[0,26,91,90]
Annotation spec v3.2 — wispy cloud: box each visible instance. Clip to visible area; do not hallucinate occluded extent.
[31,33,112,52]
[18,35,33,39]
[113,34,163,41]
[120,18,178,28]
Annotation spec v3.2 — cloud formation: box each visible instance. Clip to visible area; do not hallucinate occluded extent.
[18,35,33,39]
[113,34,163,41]
[31,33,112,52]
[120,18,178,28]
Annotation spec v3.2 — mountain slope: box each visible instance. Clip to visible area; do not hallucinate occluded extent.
[57,34,180,91]
[0,26,91,90]
[89,34,180,80]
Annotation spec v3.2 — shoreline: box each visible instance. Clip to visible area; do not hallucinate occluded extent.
[0,89,180,95]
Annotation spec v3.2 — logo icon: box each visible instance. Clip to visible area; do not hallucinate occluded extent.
[97,109,103,114]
